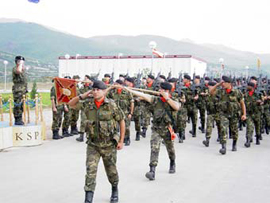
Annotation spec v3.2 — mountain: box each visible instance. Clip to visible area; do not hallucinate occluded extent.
[0,20,269,77]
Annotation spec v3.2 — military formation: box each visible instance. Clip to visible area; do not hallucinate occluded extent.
[11,56,270,203]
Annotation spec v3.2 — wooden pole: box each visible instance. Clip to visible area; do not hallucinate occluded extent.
[128,87,160,95]
[0,95,3,122]
[26,95,30,124]
[39,95,44,122]
[9,96,12,126]
[35,94,39,125]
[22,95,26,125]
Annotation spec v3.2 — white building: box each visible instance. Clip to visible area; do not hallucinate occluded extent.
[58,55,207,79]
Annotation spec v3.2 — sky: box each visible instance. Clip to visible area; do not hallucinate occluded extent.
[1,0,270,54]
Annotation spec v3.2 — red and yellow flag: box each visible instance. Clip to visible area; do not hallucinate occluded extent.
[54,77,77,104]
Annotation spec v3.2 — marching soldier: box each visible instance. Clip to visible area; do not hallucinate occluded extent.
[108,79,134,146]
[12,56,28,125]
[210,76,246,155]
[244,82,263,147]
[124,82,181,180]
[70,75,81,135]
[69,80,125,203]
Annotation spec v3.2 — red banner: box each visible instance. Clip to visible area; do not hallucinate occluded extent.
[54,77,77,104]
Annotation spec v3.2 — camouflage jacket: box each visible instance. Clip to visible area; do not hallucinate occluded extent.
[12,66,27,92]
[205,93,220,115]
[108,88,134,115]
[182,84,200,109]
[244,91,263,115]
[216,88,243,117]
[84,97,125,147]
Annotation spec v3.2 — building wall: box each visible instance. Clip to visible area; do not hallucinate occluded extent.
[59,56,207,79]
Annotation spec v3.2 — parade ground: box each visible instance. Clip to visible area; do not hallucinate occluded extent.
[1,110,270,203]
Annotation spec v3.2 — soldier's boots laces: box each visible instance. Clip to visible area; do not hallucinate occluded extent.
[110,185,119,203]
[76,133,84,142]
[202,138,210,147]
[71,126,79,135]
[219,143,226,155]
[256,135,261,145]
[244,137,251,148]
[14,116,24,125]
[84,191,94,203]
[135,131,140,141]
[141,127,147,138]
[232,140,237,151]
[62,129,71,137]
[52,130,63,140]
[145,166,156,180]
[169,159,176,174]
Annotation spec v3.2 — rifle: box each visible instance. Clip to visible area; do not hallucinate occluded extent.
[152,71,161,91]
[135,70,142,88]
[110,69,114,85]
[176,72,183,96]
[167,68,172,80]
[255,74,264,95]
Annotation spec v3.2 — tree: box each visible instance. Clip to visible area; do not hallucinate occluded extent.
[30,81,38,99]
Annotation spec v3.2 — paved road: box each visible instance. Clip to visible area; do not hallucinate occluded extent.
[1,110,270,203]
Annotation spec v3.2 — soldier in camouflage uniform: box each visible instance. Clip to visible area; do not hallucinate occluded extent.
[69,80,125,203]
[70,75,81,135]
[263,89,270,134]
[125,82,180,181]
[12,56,28,125]
[76,75,93,142]
[169,78,187,143]
[61,76,72,137]
[244,82,263,147]
[182,75,199,137]
[210,76,246,155]
[108,79,134,146]
[202,81,223,147]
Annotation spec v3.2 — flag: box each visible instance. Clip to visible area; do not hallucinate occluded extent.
[28,0,40,3]
[152,48,164,58]
[54,77,77,104]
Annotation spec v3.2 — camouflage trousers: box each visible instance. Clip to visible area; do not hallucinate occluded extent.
[219,114,239,144]
[51,105,71,131]
[262,106,270,129]
[84,144,118,192]
[176,107,187,133]
[206,113,222,139]
[133,104,141,132]
[70,108,80,128]
[12,89,26,119]
[198,105,206,128]
[141,102,151,128]
[149,127,176,167]
[125,115,131,138]
[246,113,261,140]
[80,109,87,133]
[186,105,198,127]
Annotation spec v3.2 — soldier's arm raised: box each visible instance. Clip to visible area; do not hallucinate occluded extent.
[68,90,92,108]
[210,82,223,95]
[160,91,181,111]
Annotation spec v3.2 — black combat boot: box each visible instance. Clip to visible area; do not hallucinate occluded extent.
[85,191,94,203]
[244,137,251,148]
[145,166,156,180]
[124,137,130,146]
[62,128,71,137]
[169,159,176,174]
[71,125,79,135]
[177,132,183,143]
[182,130,186,140]
[256,135,260,145]
[135,131,140,141]
[110,185,119,203]
[52,130,63,140]
[14,116,24,125]
[189,124,196,137]
[202,138,210,147]
[239,121,243,131]
[219,143,226,155]
[141,127,147,138]
[232,140,237,151]
[76,133,84,142]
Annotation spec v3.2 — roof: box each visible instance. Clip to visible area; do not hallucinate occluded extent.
[58,54,207,63]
